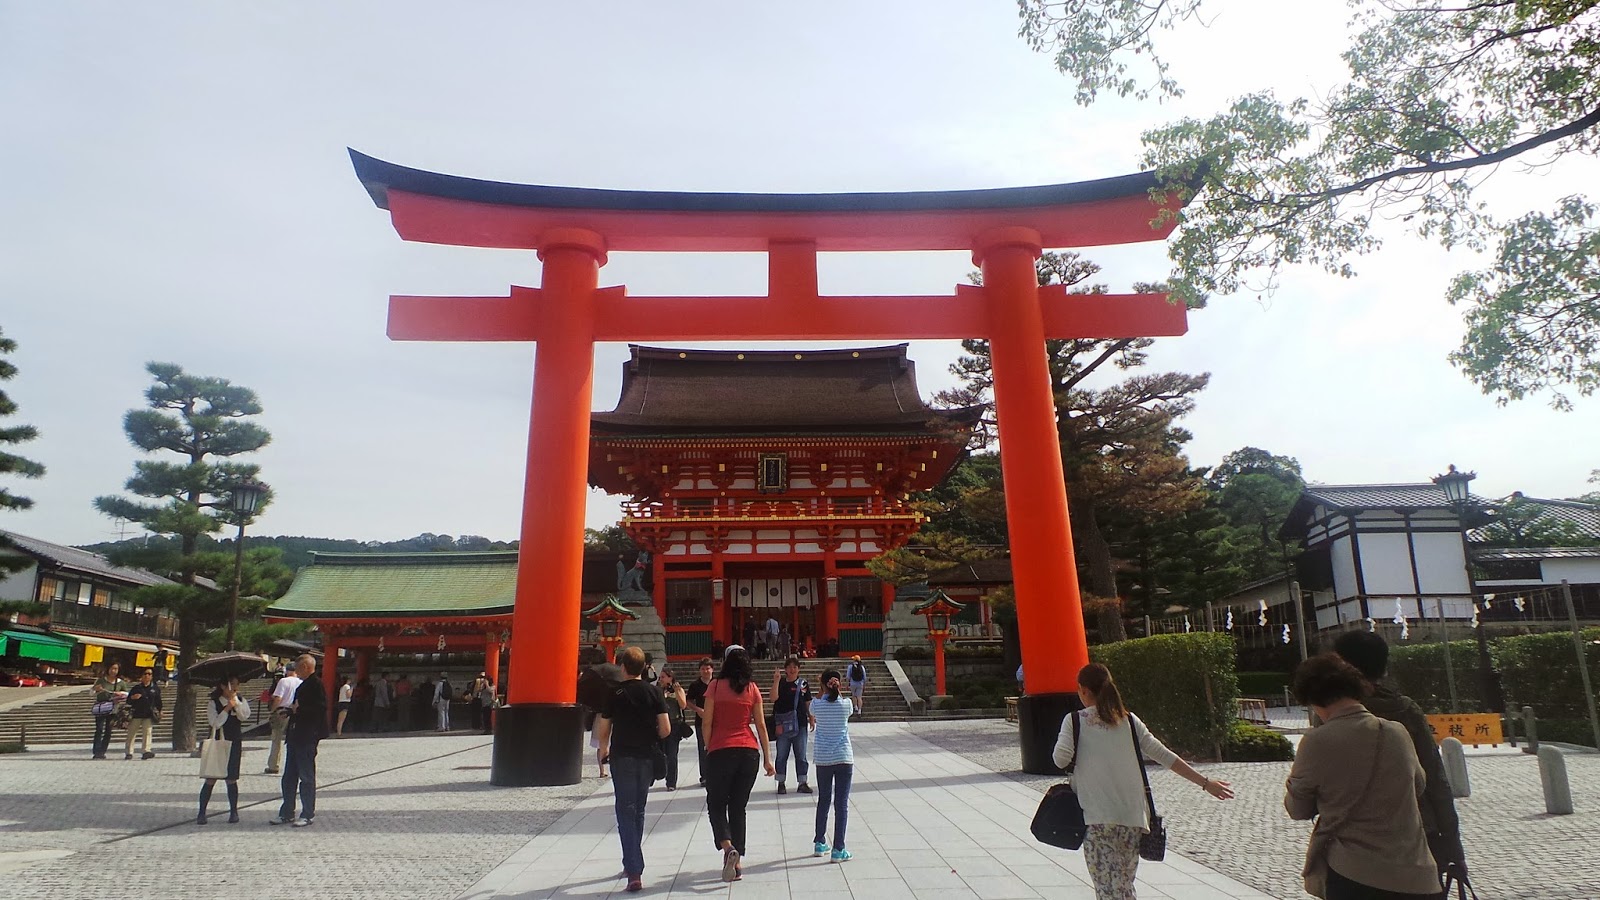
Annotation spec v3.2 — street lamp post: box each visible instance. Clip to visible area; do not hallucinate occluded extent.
[912,590,967,704]
[223,478,269,652]
[1432,465,1505,713]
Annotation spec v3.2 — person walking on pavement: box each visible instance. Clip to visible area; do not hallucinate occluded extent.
[371,671,392,732]
[265,663,302,774]
[846,656,868,717]
[763,615,780,658]
[1053,663,1233,900]
[269,654,327,827]
[478,675,497,734]
[335,676,353,736]
[434,671,453,732]
[770,655,812,796]
[90,663,127,760]
[469,673,488,731]
[685,657,714,786]
[394,673,413,730]
[658,668,689,790]
[595,646,672,894]
[1333,630,1468,886]
[196,675,250,825]
[809,668,855,862]
[1287,653,1442,899]
[123,668,163,760]
[700,645,776,883]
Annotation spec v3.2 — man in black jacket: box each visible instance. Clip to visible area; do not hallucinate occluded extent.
[1333,631,1468,882]
[270,654,327,827]
[123,668,162,760]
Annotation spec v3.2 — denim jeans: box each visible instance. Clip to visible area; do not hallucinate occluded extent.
[611,755,653,876]
[773,720,809,786]
[91,713,115,757]
[278,740,319,820]
[704,748,759,856]
[813,763,852,849]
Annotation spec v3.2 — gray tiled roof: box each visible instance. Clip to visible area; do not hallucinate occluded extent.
[1480,496,1600,541]
[1472,546,1600,561]
[0,530,173,588]
[1299,483,1473,510]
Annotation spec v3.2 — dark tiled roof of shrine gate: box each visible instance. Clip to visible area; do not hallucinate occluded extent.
[589,345,981,435]
[265,551,619,619]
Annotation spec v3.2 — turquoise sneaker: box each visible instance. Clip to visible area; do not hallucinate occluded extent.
[813,841,829,857]
[830,849,853,863]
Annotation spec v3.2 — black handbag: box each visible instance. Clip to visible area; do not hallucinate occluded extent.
[651,741,668,782]
[1130,717,1167,862]
[1030,711,1087,850]
[1442,863,1480,899]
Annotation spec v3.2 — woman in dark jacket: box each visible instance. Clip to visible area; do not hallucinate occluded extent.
[197,675,251,825]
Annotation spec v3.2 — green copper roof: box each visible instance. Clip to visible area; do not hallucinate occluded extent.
[266,552,519,619]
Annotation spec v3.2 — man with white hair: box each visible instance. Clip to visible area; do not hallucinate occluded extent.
[269,654,327,827]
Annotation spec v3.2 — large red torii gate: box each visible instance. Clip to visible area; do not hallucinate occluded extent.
[350,150,1191,785]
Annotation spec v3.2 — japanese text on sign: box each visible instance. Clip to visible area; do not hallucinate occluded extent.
[1424,713,1503,747]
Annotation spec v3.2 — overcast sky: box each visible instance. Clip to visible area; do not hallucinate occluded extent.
[3,1,1595,548]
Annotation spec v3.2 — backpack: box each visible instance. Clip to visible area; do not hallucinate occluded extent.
[849,663,866,683]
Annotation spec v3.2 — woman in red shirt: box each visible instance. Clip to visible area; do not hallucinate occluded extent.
[700,645,775,882]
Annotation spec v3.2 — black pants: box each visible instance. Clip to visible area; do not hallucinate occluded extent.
[694,723,708,781]
[91,713,115,757]
[481,704,493,734]
[1328,867,1444,900]
[663,736,682,788]
[704,748,759,856]
[469,702,482,731]
[278,740,319,821]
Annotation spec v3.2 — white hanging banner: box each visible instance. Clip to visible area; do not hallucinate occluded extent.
[1225,609,1235,631]
[1392,598,1410,640]
[1281,624,1292,645]
[1258,599,1268,627]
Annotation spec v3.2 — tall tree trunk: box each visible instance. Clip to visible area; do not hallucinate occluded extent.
[171,616,199,752]
[1071,501,1128,642]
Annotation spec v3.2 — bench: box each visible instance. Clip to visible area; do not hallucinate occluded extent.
[1237,697,1270,726]
[1005,696,1019,723]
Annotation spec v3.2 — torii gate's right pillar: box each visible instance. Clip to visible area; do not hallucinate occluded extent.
[976,227,1089,773]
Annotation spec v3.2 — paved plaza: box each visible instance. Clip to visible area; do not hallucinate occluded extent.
[3,720,1595,899]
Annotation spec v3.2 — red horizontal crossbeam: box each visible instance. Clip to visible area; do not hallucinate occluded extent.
[387,284,1185,343]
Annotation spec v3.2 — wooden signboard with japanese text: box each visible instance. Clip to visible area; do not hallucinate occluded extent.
[1425,713,1504,747]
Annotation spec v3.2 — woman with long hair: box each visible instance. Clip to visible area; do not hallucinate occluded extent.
[90,663,127,760]
[808,668,855,862]
[1053,663,1233,900]
[197,675,251,824]
[658,667,689,790]
[700,645,775,882]
[1286,654,1441,899]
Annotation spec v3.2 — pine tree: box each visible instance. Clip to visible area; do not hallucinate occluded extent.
[94,362,272,752]
[0,326,46,605]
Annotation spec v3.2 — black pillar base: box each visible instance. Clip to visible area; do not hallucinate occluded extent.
[491,703,584,786]
[1018,692,1084,775]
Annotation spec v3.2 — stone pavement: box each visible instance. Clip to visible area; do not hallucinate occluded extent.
[0,724,1273,900]
[461,724,1271,899]
[914,719,1600,900]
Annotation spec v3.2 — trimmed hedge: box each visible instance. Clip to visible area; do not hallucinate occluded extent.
[893,643,1004,661]
[1091,632,1238,759]
[1386,639,1486,713]
[1491,628,1600,726]
[1223,721,1295,762]
[1237,670,1291,697]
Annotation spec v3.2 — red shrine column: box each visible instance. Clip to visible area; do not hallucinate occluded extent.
[484,634,502,688]
[493,227,605,787]
[354,647,371,687]
[821,549,839,647]
[975,226,1091,774]
[323,639,340,729]
[651,552,667,623]
[710,551,728,650]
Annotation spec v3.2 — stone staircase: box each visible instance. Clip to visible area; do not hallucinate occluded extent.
[0,678,271,746]
[740,657,909,721]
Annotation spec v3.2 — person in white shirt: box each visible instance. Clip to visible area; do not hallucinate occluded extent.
[197,675,251,825]
[265,666,302,774]
[1052,663,1234,900]
[336,677,354,735]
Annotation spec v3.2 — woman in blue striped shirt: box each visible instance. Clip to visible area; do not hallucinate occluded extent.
[808,668,855,862]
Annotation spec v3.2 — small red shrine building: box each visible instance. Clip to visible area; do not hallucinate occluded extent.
[589,344,977,661]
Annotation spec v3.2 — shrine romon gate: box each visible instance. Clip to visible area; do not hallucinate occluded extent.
[350,150,1192,785]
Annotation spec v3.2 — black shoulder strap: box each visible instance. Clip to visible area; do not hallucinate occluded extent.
[1063,710,1082,775]
[1129,714,1160,822]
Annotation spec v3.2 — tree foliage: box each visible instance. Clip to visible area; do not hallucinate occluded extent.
[0,326,46,588]
[1475,494,1600,547]
[93,362,272,752]
[933,252,1211,639]
[869,452,1008,586]
[1019,0,1600,407]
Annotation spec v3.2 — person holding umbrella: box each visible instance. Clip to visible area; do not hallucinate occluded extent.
[196,675,250,824]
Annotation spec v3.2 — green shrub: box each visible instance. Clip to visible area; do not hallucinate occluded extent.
[1222,721,1294,761]
[1491,629,1600,723]
[1091,632,1238,759]
[0,742,23,754]
[1533,718,1600,749]
[1387,639,1487,713]
[892,645,930,660]
[1237,670,1290,696]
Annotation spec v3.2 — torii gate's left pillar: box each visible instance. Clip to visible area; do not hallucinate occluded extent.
[492,228,605,786]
